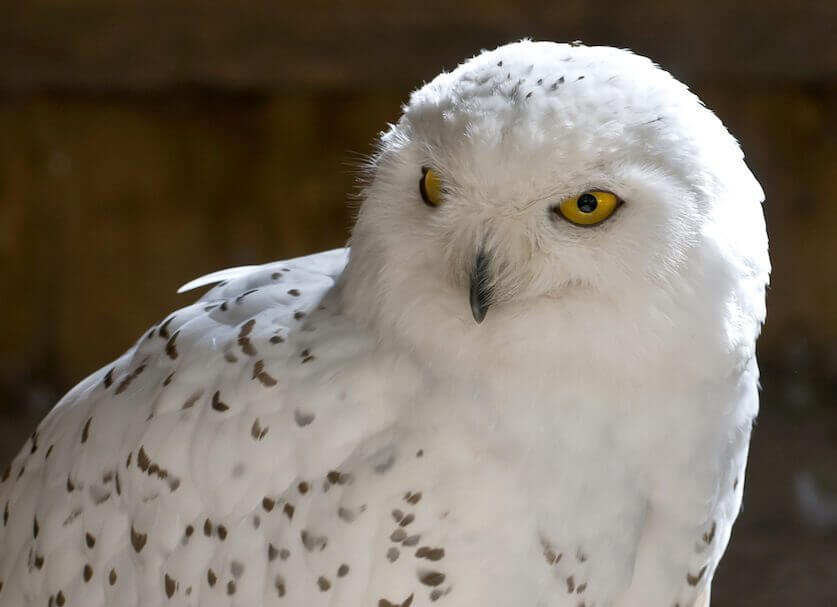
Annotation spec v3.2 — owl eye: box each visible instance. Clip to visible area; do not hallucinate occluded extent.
[555,190,621,226]
[419,167,444,207]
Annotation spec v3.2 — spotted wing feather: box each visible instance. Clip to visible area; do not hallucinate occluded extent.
[0,249,417,607]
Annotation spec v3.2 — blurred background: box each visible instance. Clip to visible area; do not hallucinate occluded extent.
[1,2,835,604]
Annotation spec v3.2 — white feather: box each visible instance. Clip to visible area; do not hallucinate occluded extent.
[177,266,260,293]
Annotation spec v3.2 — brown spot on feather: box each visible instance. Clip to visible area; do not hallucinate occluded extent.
[687,565,707,586]
[399,513,415,527]
[130,526,147,553]
[165,331,180,359]
[416,546,445,561]
[327,470,349,485]
[251,418,269,439]
[294,409,315,426]
[419,571,445,586]
[252,360,278,387]
[158,316,174,339]
[703,521,717,544]
[211,391,229,412]
[81,417,92,443]
[165,574,176,598]
[115,363,146,394]
[137,446,151,471]
[238,319,258,356]
[183,390,203,410]
[301,530,327,551]
[231,561,244,578]
[378,595,414,607]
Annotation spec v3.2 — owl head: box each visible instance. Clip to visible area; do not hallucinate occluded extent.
[344,41,769,385]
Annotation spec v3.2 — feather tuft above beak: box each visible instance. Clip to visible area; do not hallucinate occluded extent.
[469,249,492,324]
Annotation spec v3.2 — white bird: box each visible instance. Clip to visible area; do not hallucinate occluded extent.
[0,40,769,607]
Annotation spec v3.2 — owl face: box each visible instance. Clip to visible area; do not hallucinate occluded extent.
[345,41,767,379]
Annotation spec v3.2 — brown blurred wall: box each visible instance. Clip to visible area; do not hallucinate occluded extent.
[2,1,837,402]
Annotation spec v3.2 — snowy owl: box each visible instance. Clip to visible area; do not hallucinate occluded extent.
[0,40,769,607]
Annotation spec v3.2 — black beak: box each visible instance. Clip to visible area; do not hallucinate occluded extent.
[469,249,492,324]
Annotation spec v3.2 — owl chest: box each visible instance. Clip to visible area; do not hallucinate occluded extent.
[300,415,646,607]
[319,390,652,601]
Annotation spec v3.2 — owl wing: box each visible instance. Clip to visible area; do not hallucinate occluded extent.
[0,248,404,607]
[613,353,759,607]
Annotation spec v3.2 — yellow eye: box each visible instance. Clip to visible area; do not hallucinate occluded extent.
[556,190,620,226]
[419,167,444,207]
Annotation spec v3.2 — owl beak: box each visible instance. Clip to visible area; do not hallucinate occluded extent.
[469,249,492,324]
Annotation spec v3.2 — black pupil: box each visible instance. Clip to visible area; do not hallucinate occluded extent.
[577,193,598,213]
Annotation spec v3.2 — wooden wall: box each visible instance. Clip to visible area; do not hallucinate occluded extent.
[2,1,837,400]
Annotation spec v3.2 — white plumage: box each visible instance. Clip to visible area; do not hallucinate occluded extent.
[0,41,769,607]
